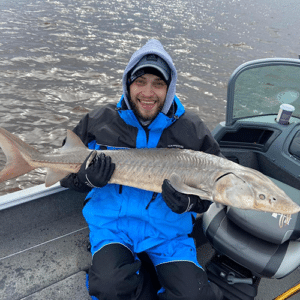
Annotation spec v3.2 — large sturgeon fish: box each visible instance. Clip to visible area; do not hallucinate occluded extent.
[0,127,299,216]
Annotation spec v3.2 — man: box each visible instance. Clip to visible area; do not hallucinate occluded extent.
[61,39,223,300]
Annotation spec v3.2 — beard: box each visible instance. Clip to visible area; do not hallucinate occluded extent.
[130,99,164,124]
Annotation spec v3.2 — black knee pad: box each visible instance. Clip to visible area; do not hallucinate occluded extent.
[157,261,223,300]
[208,282,224,300]
[196,268,223,300]
[88,243,142,299]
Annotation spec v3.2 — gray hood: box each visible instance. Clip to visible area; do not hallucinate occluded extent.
[122,39,177,115]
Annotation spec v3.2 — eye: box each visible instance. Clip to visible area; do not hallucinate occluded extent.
[259,194,265,200]
[153,80,167,88]
[134,78,146,86]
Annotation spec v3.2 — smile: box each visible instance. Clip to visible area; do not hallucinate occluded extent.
[138,99,157,111]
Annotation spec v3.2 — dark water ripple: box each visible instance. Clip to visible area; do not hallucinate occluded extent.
[0,0,299,194]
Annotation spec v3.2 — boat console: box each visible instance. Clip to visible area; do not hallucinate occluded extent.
[202,58,300,300]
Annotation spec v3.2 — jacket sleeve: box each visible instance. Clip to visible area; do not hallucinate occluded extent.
[159,110,224,158]
[198,128,224,158]
[184,111,224,158]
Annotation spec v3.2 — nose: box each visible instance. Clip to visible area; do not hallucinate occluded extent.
[141,83,154,97]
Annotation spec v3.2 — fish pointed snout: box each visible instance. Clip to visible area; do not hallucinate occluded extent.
[254,193,300,215]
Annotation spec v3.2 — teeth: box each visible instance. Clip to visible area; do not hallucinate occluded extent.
[139,100,155,104]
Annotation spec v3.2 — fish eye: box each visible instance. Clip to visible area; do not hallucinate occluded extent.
[259,194,265,200]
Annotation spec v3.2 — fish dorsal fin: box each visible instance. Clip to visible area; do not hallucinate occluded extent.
[45,168,71,187]
[44,130,87,186]
[61,130,87,152]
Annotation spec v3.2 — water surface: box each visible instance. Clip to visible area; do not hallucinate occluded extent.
[0,0,299,193]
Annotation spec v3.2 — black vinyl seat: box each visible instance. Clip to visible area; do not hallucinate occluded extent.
[202,178,300,279]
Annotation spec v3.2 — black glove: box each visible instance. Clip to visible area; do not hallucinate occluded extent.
[60,173,92,193]
[162,179,212,214]
[77,151,115,188]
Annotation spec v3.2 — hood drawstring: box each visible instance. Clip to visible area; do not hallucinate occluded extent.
[146,192,158,210]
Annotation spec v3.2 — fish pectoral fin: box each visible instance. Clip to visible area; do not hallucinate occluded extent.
[212,173,253,208]
[45,169,71,187]
[169,173,210,199]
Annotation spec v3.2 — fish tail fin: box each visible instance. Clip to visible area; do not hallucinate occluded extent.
[0,128,38,183]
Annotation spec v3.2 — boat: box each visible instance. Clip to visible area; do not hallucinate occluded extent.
[1,58,300,299]
[202,58,300,300]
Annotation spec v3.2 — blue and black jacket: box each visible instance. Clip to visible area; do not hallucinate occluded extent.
[61,39,222,256]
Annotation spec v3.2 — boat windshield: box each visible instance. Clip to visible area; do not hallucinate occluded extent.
[228,60,300,124]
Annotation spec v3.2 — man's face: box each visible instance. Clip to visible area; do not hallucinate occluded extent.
[129,73,168,122]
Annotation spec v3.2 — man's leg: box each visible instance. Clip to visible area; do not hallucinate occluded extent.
[146,236,223,300]
[88,243,158,300]
[156,261,223,300]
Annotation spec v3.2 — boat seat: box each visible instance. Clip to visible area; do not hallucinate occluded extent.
[202,178,300,279]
